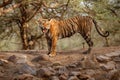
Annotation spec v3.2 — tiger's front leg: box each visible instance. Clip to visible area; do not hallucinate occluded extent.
[48,36,58,57]
[46,37,52,55]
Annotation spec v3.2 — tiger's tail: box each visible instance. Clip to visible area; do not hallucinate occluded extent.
[92,19,109,37]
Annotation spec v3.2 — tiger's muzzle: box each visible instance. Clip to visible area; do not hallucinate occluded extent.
[40,26,49,33]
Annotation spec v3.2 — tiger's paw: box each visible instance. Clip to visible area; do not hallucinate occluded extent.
[48,53,56,57]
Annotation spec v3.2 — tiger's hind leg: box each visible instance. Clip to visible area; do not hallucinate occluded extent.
[82,34,93,54]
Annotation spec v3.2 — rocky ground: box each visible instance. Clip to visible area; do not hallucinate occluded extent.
[0,46,120,80]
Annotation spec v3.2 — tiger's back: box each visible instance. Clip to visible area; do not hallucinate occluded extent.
[58,16,93,38]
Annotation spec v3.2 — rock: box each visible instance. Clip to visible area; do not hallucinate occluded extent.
[105,51,120,57]
[58,66,68,75]
[36,67,54,78]
[81,59,99,69]
[59,74,67,80]
[113,56,120,62]
[115,63,120,69]
[48,67,56,74]
[84,69,96,76]
[19,63,36,75]
[95,73,108,80]
[50,76,59,80]
[0,76,11,80]
[107,70,117,78]
[0,60,4,66]
[0,67,4,78]
[52,61,62,67]
[68,64,77,68]
[17,55,27,64]
[68,76,79,80]
[59,72,68,80]
[8,55,17,63]
[100,61,115,71]
[53,65,63,71]
[88,78,95,80]
[107,69,120,80]
[69,71,81,76]
[13,74,34,80]
[8,54,27,64]
[77,74,91,80]
[54,66,68,80]
[32,54,50,62]
[0,59,8,66]
[96,55,111,62]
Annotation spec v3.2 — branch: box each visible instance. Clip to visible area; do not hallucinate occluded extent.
[0,0,13,8]
[42,0,70,9]
[0,3,21,16]
[26,1,43,22]
[60,0,70,19]
[106,7,118,17]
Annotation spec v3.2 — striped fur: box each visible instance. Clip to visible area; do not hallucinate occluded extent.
[39,15,109,57]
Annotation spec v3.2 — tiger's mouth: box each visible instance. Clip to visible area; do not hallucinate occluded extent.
[40,26,49,33]
[42,28,48,33]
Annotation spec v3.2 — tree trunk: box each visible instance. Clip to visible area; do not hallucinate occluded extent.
[19,23,29,50]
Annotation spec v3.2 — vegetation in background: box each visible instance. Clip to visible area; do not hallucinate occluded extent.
[0,0,120,51]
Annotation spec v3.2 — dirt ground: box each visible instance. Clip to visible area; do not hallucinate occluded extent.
[0,46,120,80]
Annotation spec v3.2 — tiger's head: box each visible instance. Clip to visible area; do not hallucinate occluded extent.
[38,19,51,33]
[38,18,58,34]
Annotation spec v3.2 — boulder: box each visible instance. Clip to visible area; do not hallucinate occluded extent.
[51,61,62,67]
[113,56,120,62]
[68,76,79,80]
[36,67,55,78]
[105,51,120,57]
[50,76,59,80]
[68,63,77,68]
[8,54,27,64]
[13,74,34,80]
[115,63,120,69]
[57,66,68,75]
[100,61,115,71]
[59,72,68,80]
[8,55,17,63]
[18,63,36,75]
[96,55,111,62]
[59,74,68,80]
[84,69,96,76]
[77,74,91,80]
[32,54,50,62]
[107,69,120,80]
[0,59,8,66]
[69,71,81,76]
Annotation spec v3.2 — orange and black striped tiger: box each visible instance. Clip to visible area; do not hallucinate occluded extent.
[38,16,109,57]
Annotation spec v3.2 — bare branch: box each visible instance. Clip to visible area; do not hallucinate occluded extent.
[61,0,70,19]
[0,0,13,8]
[42,0,70,9]
[106,7,118,17]
[0,3,21,16]
[26,1,43,22]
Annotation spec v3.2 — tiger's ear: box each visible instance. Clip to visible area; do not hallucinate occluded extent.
[49,19,56,23]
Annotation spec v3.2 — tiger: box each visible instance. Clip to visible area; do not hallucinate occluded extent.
[38,15,109,57]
